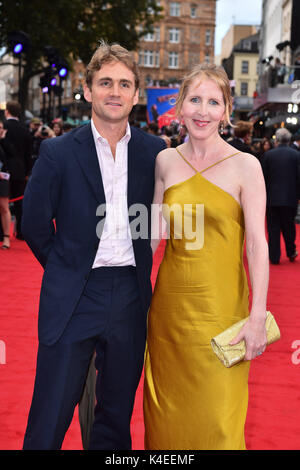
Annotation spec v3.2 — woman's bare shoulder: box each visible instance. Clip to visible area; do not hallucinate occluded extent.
[234,152,265,194]
[223,142,258,166]
[237,152,262,174]
[155,147,178,172]
[156,146,178,160]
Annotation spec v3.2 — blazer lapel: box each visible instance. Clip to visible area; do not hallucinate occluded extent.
[127,127,148,208]
[73,124,148,208]
[73,123,106,204]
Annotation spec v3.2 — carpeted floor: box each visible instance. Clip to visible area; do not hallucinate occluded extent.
[0,227,300,450]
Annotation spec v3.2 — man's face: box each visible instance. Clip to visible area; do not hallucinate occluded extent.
[244,132,252,145]
[0,122,6,139]
[30,122,40,131]
[84,60,138,125]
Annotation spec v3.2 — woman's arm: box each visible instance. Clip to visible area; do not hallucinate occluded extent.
[230,154,269,360]
[151,151,168,255]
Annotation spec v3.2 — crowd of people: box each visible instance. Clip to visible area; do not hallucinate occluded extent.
[141,116,300,162]
[263,54,300,88]
[0,102,74,248]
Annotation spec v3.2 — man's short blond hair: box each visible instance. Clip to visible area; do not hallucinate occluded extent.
[86,41,140,90]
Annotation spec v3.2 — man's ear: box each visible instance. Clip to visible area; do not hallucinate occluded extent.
[83,83,92,103]
[133,88,139,106]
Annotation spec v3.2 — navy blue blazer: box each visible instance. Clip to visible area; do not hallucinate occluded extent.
[21,123,166,345]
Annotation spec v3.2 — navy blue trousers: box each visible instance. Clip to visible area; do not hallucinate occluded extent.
[23,266,147,450]
[266,206,297,263]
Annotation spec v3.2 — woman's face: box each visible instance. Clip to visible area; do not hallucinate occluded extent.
[53,123,61,136]
[179,77,226,140]
[263,140,271,151]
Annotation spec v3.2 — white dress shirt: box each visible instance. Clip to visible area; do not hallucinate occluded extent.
[91,119,136,268]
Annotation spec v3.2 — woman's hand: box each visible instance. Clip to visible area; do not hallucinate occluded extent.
[229,312,267,361]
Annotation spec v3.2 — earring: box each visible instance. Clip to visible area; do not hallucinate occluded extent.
[219,121,224,134]
[179,118,185,132]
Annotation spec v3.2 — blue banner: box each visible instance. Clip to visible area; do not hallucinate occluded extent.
[146,87,179,127]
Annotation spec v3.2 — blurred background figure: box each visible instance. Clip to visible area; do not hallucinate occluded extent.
[293,55,300,82]
[29,117,42,171]
[4,101,32,240]
[261,128,300,265]
[274,58,286,85]
[163,123,181,147]
[62,123,74,134]
[159,134,171,148]
[0,120,13,249]
[31,125,55,169]
[228,121,257,156]
[251,139,262,156]
[143,120,187,148]
[150,104,159,123]
[178,124,189,144]
[258,137,274,160]
[52,119,63,137]
[290,130,300,151]
[29,117,42,137]
[148,122,159,136]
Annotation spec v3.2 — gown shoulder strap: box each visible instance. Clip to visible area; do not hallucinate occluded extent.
[175,147,198,173]
[176,147,241,174]
[200,152,241,174]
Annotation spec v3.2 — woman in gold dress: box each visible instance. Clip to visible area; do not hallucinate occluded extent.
[143,64,269,450]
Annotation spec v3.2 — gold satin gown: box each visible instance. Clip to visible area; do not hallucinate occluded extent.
[144,149,251,450]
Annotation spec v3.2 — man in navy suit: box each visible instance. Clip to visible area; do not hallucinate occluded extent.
[22,42,165,450]
[261,128,300,265]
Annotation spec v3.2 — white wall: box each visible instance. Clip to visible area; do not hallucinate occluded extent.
[261,0,283,60]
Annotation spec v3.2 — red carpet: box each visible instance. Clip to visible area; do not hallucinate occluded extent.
[1,227,300,450]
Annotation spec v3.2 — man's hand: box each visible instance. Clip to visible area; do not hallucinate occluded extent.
[0,128,7,139]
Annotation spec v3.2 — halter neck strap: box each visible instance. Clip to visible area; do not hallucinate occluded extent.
[175,148,241,174]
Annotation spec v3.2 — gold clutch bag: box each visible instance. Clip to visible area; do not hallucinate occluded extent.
[211,311,281,368]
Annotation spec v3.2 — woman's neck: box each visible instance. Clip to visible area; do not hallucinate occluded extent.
[182,132,228,162]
